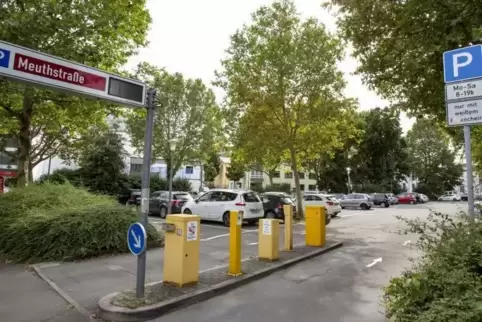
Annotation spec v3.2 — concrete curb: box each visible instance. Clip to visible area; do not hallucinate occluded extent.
[31,264,94,319]
[97,241,343,321]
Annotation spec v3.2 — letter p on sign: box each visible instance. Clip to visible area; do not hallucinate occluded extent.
[444,45,482,83]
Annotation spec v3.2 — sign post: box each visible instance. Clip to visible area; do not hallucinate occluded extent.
[0,40,156,297]
[443,45,482,218]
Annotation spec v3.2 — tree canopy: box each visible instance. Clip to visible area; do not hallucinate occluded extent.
[407,118,463,198]
[216,0,355,216]
[126,63,223,177]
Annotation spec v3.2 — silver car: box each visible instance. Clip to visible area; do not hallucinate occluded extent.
[340,193,373,210]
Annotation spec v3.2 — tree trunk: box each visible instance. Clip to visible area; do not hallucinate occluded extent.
[16,87,34,187]
[269,175,273,185]
[28,162,34,182]
[289,146,303,219]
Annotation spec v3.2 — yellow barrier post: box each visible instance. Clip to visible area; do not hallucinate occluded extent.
[228,210,243,276]
[163,214,201,287]
[258,219,279,261]
[305,205,326,247]
[283,204,293,251]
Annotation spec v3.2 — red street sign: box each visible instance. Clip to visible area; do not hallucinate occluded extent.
[0,40,146,107]
[14,53,107,91]
[0,170,17,177]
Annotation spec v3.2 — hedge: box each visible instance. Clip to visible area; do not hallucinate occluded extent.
[0,183,162,263]
[384,212,482,321]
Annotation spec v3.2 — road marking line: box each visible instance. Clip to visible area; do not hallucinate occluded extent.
[248,242,258,246]
[200,229,257,242]
[366,257,383,268]
[402,240,411,246]
[201,224,229,229]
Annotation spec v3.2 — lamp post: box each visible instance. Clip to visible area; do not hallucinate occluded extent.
[346,167,352,193]
[167,138,178,216]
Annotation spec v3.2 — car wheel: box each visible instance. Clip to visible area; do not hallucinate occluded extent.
[341,206,345,209]
[183,208,192,214]
[159,206,168,219]
[331,212,339,217]
[360,203,368,210]
[222,211,230,227]
[453,198,457,201]
[384,202,389,208]
[265,210,277,219]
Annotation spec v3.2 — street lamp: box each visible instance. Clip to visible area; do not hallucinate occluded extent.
[167,138,178,216]
[346,167,352,193]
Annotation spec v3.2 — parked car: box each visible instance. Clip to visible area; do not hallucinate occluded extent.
[259,192,297,220]
[370,193,390,207]
[419,193,429,203]
[119,189,141,206]
[149,191,193,218]
[438,193,462,201]
[386,193,399,205]
[302,193,341,218]
[397,192,418,204]
[333,193,346,201]
[181,189,264,226]
[340,193,373,210]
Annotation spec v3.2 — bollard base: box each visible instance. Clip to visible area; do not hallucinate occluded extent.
[162,281,198,288]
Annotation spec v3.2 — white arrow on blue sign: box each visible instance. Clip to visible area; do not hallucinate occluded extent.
[127,223,147,256]
[443,45,482,83]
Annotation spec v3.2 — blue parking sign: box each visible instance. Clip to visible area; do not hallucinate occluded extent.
[0,48,11,68]
[443,45,482,83]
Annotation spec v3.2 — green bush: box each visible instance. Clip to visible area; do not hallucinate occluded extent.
[38,168,83,186]
[0,182,115,218]
[384,212,482,321]
[0,183,162,263]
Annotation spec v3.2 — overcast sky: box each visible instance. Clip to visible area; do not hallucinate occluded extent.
[126,0,414,132]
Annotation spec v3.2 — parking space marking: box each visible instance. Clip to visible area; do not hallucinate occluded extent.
[200,229,258,242]
[248,242,258,246]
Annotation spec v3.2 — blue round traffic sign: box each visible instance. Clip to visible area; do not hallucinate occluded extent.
[127,223,146,256]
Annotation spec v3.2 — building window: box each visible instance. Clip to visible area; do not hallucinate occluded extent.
[299,172,305,179]
[308,184,317,191]
[131,164,142,173]
[185,166,194,174]
[308,173,316,180]
[284,171,293,179]
[273,171,280,178]
[300,184,305,191]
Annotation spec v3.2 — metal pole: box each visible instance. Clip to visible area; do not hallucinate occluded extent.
[136,88,156,298]
[47,157,52,175]
[464,125,475,218]
[168,157,173,215]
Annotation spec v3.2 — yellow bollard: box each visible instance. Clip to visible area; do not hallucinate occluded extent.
[258,219,279,261]
[283,204,293,251]
[228,210,243,276]
[305,205,326,247]
[163,214,201,287]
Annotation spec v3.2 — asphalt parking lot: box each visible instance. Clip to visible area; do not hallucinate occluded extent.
[148,201,467,322]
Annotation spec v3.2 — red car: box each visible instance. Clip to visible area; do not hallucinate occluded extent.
[397,193,417,204]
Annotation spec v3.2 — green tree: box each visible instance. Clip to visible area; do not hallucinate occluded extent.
[226,158,246,182]
[126,63,222,179]
[407,119,463,198]
[0,0,151,186]
[350,107,409,190]
[325,0,482,122]
[204,151,220,183]
[216,0,348,217]
[79,128,128,196]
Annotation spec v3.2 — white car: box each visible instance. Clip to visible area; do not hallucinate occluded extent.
[302,193,342,217]
[419,193,429,203]
[438,193,461,201]
[181,189,264,226]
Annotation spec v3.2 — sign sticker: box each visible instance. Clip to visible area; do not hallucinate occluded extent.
[263,220,272,235]
[186,221,197,241]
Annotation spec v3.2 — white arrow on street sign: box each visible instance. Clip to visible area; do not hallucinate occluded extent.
[0,40,146,107]
[366,257,382,268]
[131,230,141,248]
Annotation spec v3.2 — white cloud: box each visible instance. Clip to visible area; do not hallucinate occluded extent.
[126,0,413,132]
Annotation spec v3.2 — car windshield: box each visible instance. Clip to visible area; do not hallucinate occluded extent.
[244,192,260,202]
[281,197,294,204]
